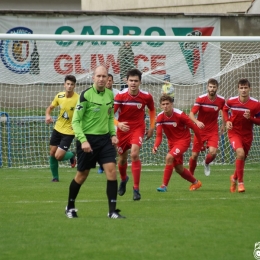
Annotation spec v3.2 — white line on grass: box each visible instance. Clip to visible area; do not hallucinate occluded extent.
[2,196,260,204]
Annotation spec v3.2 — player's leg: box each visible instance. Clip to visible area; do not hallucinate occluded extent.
[157,155,175,192]
[57,134,76,168]
[65,169,89,218]
[49,145,59,181]
[117,150,129,196]
[189,135,201,175]
[130,144,142,201]
[203,134,218,176]
[169,143,202,191]
[99,135,125,219]
[189,151,199,176]
[65,138,95,218]
[49,129,61,182]
[229,134,247,192]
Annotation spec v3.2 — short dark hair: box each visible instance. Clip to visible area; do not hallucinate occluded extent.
[108,73,113,80]
[65,75,76,83]
[207,78,218,87]
[159,95,174,104]
[126,69,142,81]
[238,78,250,88]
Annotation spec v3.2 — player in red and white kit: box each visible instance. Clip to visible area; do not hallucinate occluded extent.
[223,78,260,193]
[189,78,225,176]
[153,95,203,192]
[114,69,155,201]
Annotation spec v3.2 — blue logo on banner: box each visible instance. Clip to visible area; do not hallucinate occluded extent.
[0,27,33,74]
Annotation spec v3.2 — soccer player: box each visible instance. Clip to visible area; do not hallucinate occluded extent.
[97,73,120,174]
[189,78,225,176]
[45,75,79,182]
[114,68,155,201]
[65,65,125,219]
[154,95,203,192]
[223,78,260,193]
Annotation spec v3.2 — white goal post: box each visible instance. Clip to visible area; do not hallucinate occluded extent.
[0,34,260,167]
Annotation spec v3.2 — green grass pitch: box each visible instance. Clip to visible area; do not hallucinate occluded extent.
[0,164,260,260]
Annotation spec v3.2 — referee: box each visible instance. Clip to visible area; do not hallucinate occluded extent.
[65,65,125,219]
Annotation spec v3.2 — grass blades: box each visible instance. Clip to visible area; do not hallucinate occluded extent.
[0,164,259,260]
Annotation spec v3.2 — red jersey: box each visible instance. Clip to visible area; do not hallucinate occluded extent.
[223,96,260,138]
[114,88,155,130]
[154,108,202,148]
[191,94,225,134]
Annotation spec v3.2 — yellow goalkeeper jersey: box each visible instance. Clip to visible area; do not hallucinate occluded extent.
[51,91,79,135]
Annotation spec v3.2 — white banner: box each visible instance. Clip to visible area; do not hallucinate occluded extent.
[0,15,220,84]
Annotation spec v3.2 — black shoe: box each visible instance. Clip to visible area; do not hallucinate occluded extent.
[108,209,126,219]
[51,178,59,182]
[133,189,141,201]
[70,152,77,168]
[65,206,78,218]
[118,176,129,196]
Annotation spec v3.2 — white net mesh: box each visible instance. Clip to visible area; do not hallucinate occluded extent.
[0,35,260,167]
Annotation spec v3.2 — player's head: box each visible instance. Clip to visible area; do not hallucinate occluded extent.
[123,34,132,48]
[127,69,142,94]
[64,75,76,93]
[159,95,174,114]
[92,65,108,90]
[106,73,114,90]
[207,78,218,97]
[163,74,170,82]
[127,69,142,81]
[238,78,250,88]
[238,78,250,99]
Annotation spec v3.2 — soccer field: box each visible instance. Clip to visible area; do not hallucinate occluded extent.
[0,164,259,260]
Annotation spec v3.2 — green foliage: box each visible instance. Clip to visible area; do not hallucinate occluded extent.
[0,165,259,260]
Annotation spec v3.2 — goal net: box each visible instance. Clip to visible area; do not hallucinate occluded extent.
[0,34,260,167]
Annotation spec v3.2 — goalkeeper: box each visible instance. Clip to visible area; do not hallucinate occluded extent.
[161,74,174,101]
[45,75,79,182]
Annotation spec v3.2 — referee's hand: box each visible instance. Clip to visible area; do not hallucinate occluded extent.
[81,141,93,153]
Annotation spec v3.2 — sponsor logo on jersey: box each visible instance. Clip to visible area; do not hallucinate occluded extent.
[214,106,218,111]
[137,104,142,109]
[173,122,177,127]
[0,27,38,74]
[58,94,65,98]
[76,104,83,110]
[117,147,123,154]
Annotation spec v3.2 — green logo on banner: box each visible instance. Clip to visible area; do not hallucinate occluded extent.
[172,27,214,75]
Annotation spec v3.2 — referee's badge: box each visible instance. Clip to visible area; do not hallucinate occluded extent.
[137,104,142,109]
[173,122,177,127]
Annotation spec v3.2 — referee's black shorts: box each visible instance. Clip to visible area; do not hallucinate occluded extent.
[76,133,116,171]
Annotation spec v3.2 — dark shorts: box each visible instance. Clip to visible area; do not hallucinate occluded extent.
[49,129,74,151]
[77,133,116,171]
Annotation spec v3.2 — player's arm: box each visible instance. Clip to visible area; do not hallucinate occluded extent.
[219,110,225,135]
[146,95,156,140]
[223,102,232,130]
[189,105,204,129]
[114,97,130,132]
[72,94,88,144]
[152,122,162,154]
[184,113,204,150]
[45,95,59,124]
[45,104,55,124]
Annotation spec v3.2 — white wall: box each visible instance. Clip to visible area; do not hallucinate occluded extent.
[0,0,81,11]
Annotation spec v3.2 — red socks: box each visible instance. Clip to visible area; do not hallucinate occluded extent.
[235,159,245,183]
[132,160,141,190]
[205,153,216,165]
[118,163,128,181]
[162,164,174,186]
[189,157,197,175]
[180,168,196,183]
